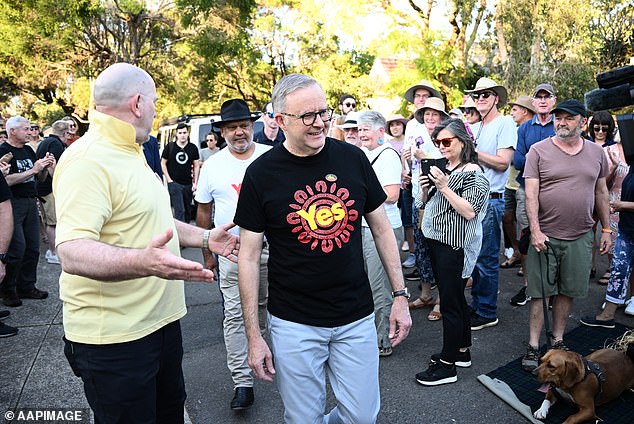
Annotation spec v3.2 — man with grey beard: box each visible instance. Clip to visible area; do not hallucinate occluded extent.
[521,99,612,372]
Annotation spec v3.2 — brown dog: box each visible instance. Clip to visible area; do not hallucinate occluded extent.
[532,347,634,423]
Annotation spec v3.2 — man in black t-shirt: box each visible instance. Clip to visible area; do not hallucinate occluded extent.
[253,102,285,146]
[0,116,54,307]
[0,171,18,336]
[35,120,69,265]
[160,122,200,221]
[234,74,411,423]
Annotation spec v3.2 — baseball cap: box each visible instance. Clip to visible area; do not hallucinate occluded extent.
[551,99,586,117]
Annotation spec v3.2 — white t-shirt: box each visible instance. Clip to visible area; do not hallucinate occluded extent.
[361,144,403,229]
[470,115,517,193]
[195,143,272,236]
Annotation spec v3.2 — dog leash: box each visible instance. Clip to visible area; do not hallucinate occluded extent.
[539,241,560,349]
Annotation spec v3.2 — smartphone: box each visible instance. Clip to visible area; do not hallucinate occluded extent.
[420,158,448,178]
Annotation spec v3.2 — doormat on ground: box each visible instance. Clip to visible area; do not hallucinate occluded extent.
[478,323,634,424]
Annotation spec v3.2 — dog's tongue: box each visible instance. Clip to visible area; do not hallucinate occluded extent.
[538,383,551,393]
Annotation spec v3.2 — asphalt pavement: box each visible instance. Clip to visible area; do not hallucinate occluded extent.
[1,244,630,423]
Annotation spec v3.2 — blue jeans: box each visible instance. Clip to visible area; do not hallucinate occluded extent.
[268,313,380,424]
[606,230,634,305]
[471,198,504,319]
[167,182,192,222]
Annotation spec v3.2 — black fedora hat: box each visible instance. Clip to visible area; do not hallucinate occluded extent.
[211,99,260,129]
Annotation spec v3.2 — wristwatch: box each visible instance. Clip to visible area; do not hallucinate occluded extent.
[392,288,411,299]
[0,253,8,264]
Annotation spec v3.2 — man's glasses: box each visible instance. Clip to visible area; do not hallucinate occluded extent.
[280,108,333,126]
[593,125,609,133]
[534,94,554,101]
[432,136,458,148]
[470,91,496,100]
[414,93,430,100]
[343,102,356,108]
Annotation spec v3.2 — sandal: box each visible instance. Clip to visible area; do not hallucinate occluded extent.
[500,252,521,268]
[598,272,610,285]
[409,296,435,310]
[379,346,393,357]
[427,305,442,321]
[517,267,524,277]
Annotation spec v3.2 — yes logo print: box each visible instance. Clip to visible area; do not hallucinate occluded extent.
[287,179,358,253]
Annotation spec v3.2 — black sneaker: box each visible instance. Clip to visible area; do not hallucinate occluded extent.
[416,361,457,386]
[579,316,615,329]
[404,269,421,281]
[521,344,540,372]
[0,322,18,338]
[470,313,499,331]
[430,349,471,368]
[510,286,530,306]
[0,310,9,320]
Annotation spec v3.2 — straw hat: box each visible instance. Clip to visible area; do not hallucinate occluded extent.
[508,95,536,114]
[336,111,361,129]
[414,97,449,124]
[403,80,442,103]
[465,77,508,108]
[385,114,409,136]
[460,97,477,109]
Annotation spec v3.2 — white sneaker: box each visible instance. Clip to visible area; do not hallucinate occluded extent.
[45,250,52,260]
[504,248,514,260]
[625,297,634,316]
[401,241,409,252]
[46,254,60,265]
[402,253,416,268]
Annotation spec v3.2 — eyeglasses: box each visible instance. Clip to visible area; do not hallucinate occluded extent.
[432,136,458,148]
[534,94,554,101]
[414,93,430,100]
[280,108,333,126]
[470,91,496,100]
[343,102,356,108]
[593,125,609,133]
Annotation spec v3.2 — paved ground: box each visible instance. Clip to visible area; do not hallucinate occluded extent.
[1,244,630,423]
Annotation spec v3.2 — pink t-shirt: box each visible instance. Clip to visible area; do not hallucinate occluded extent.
[524,137,608,240]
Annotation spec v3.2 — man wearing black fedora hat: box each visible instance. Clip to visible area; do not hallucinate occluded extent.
[196,98,269,410]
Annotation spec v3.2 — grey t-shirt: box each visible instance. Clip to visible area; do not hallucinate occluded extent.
[471,115,517,193]
[524,137,608,240]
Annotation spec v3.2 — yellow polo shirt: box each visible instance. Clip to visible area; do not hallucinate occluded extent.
[53,110,186,345]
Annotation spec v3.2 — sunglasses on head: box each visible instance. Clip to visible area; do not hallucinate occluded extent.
[432,136,458,148]
[593,125,609,133]
[471,91,496,100]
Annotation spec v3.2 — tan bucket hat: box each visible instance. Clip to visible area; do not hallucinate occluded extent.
[465,77,508,108]
[403,80,442,103]
[385,114,409,136]
[508,95,536,114]
[414,97,449,123]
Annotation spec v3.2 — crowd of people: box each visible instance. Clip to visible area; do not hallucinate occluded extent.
[0,60,631,422]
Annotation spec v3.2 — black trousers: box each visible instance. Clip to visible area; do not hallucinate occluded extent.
[427,238,471,363]
[1,197,39,293]
[64,320,186,424]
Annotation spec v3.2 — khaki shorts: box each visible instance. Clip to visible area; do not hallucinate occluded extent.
[526,230,593,299]
[515,186,528,233]
[39,192,57,226]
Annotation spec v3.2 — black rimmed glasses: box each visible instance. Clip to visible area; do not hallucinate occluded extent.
[470,91,496,100]
[432,136,458,148]
[280,108,334,126]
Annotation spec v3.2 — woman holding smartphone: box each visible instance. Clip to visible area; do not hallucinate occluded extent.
[415,118,489,386]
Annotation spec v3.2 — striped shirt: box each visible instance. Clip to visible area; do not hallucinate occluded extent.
[422,170,489,278]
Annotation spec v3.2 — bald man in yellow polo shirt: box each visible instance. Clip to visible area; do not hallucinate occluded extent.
[53,63,239,423]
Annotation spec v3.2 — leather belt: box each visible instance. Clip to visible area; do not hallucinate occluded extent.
[489,192,503,199]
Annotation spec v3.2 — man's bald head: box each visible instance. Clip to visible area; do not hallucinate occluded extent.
[94,63,154,109]
[92,63,158,144]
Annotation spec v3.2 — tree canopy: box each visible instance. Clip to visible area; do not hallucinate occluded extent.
[0,0,631,125]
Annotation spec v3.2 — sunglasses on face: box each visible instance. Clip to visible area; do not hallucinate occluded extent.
[593,125,609,133]
[432,136,458,148]
[343,102,356,108]
[470,91,496,100]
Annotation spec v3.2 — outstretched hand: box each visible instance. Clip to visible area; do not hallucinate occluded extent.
[146,228,215,282]
[207,222,240,262]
